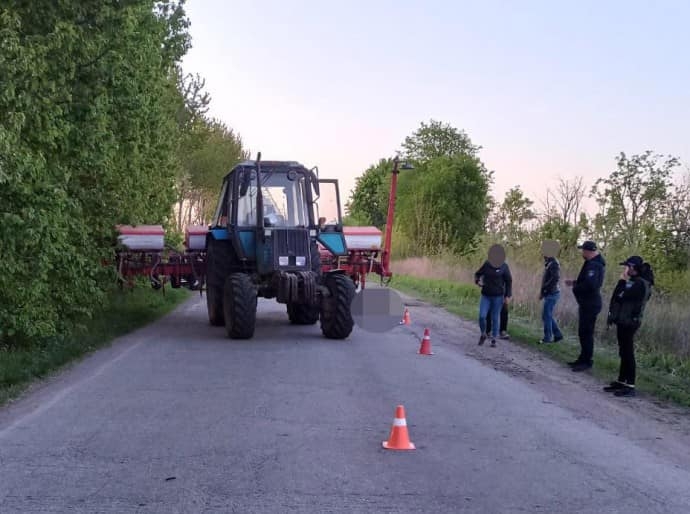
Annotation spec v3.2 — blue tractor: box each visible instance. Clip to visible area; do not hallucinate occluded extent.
[204,154,356,340]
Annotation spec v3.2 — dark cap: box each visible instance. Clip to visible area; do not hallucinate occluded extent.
[577,240,597,251]
[619,255,643,268]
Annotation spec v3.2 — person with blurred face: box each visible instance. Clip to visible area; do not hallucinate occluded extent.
[474,244,512,348]
[564,240,606,372]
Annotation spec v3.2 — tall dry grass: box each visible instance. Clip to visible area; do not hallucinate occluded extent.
[392,256,690,359]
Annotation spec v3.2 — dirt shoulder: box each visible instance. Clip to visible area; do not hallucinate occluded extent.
[396,288,690,471]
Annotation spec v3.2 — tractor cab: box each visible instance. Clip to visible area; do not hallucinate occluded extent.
[209,159,347,277]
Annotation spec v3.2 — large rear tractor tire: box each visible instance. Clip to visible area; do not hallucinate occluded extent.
[287,303,320,325]
[206,284,224,326]
[320,273,356,339]
[223,273,257,339]
[206,238,233,326]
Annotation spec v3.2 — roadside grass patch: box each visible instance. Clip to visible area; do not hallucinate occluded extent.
[0,284,190,407]
[388,273,690,408]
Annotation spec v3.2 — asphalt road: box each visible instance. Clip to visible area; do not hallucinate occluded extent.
[1,292,690,513]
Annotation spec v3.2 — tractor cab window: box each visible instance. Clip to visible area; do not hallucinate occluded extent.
[261,172,309,227]
[237,169,258,227]
[238,169,310,228]
[211,179,230,227]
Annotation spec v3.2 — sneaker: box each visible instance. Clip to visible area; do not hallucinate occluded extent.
[478,334,487,346]
[554,335,564,342]
[499,331,510,340]
[490,338,496,347]
[603,381,626,392]
[539,338,554,344]
[614,386,636,397]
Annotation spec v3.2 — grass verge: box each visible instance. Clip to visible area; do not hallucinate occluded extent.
[389,274,690,408]
[0,285,191,408]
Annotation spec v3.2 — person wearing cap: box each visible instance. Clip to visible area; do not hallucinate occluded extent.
[604,256,654,397]
[564,240,606,372]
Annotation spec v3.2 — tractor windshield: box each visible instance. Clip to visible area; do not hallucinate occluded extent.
[237,169,311,228]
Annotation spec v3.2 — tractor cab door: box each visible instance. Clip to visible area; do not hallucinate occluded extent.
[235,168,259,261]
[314,178,348,257]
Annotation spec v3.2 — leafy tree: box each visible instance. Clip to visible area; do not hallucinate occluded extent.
[401,119,482,162]
[344,158,394,228]
[346,119,493,230]
[490,186,536,244]
[175,118,249,229]
[642,171,690,271]
[0,1,193,345]
[590,151,678,249]
[395,154,491,256]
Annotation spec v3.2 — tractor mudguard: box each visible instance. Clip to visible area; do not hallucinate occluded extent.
[317,231,348,257]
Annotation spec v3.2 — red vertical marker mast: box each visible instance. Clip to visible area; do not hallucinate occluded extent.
[381,156,400,278]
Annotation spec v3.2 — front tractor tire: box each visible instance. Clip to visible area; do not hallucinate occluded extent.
[223,273,258,339]
[287,303,320,325]
[320,273,356,339]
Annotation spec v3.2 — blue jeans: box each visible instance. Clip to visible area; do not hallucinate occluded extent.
[479,295,504,338]
[542,291,563,342]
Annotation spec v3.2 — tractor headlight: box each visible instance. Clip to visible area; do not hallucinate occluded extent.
[279,256,289,266]
[296,256,306,266]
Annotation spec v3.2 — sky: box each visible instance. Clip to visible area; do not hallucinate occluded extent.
[180,0,690,216]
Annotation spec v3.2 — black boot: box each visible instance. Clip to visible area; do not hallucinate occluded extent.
[614,385,636,397]
[603,381,626,392]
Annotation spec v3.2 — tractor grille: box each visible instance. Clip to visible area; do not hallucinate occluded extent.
[271,229,311,270]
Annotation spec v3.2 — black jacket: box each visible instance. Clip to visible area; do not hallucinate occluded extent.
[572,253,606,305]
[540,257,560,298]
[474,261,512,298]
[607,276,652,328]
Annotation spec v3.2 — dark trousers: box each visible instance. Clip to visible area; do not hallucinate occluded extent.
[486,303,508,334]
[617,324,638,385]
[577,303,601,364]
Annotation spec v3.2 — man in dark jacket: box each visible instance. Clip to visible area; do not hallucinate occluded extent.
[475,251,513,348]
[603,256,654,397]
[538,253,564,344]
[565,240,606,371]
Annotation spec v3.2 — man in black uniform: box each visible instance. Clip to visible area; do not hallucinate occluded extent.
[565,240,606,372]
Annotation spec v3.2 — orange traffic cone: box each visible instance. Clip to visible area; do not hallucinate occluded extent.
[400,308,411,325]
[382,405,416,450]
[418,328,433,355]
